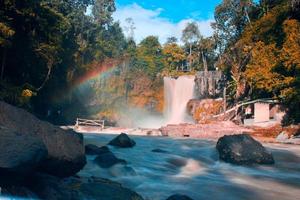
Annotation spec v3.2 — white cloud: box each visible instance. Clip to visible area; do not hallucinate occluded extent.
[113,3,214,44]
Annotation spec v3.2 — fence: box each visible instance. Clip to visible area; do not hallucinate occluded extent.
[75,118,105,130]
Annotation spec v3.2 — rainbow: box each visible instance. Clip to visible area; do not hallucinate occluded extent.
[51,57,126,104]
[73,58,125,87]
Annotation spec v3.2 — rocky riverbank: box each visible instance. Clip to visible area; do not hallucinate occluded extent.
[74,120,300,145]
[0,101,144,199]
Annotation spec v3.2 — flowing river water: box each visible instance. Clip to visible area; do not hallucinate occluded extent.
[80,134,300,200]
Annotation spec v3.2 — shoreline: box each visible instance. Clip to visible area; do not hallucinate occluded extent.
[62,122,300,145]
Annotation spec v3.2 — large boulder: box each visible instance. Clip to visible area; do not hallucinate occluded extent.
[0,127,47,186]
[166,194,194,200]
[94,151,126,168]
[108,133,136,148]
[0,101,86,177]
[216,134,274,165]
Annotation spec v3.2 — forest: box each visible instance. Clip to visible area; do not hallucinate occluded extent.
[0,0,299,125]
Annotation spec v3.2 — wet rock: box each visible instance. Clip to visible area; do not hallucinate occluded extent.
[108,133,136,148]
[167,158,187,168]
[0,101,86,178]
[276,131,289,142]
[29,173,84,200]
[109,165,137,177]
[29,174,143,200]
[94,151,126,168]
[216,134,275,165]
[85,144,110,155]
[0,126,47,186]
[166,194,194,200]
[1,186,38,199]
[152,149,169,154]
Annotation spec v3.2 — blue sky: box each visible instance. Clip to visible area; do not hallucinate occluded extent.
[113,0,222,43]
[116,0,221,22]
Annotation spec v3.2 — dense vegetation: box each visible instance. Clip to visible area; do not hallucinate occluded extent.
[0,0,299,125]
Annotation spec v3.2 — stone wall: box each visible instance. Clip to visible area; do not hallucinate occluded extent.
[194,71,224,98]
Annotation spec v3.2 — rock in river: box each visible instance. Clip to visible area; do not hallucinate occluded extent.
[108,133,136,148]
[166,194,194,200]
[0,101,86,177]
[29,174,144,200]
[94,151,126,168]
[0,126,47,186]
[85,144,110,155]
[216,134,275,165]
[152,149,169,154]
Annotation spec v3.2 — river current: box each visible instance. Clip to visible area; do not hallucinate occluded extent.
[80,134,300,200]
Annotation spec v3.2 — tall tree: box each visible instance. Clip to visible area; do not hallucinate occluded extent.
[197,37,216,71]
[181,22,201,66]
[92,0,116,26]
[124,17,136,40]
[165,37,178,45]
[212,0,254,53]
[135,36,165,77]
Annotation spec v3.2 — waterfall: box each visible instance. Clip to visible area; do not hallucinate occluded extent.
[164,75,195,124]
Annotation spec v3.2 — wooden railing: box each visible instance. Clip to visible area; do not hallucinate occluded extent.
[75,118,105,130]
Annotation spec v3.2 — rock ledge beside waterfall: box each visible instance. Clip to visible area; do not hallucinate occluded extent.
[160,121,252,139]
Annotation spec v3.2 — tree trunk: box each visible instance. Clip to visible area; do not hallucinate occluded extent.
[1,48,7,80]
[201,51,208,72]
[37,62,52,91]
[189,43,192,67]
[244,9,252,26]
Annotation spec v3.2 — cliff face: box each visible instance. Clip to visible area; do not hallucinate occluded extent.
[187,98,223,123]
[194,71,225,99]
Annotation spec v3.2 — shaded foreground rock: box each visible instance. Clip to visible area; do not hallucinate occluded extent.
[216,134,274,165]
[166,194,194,200]
[108,133,136,148]
[0,101,86,177]
[94,151,126,168]
[2,186,38,199]
[29,174,143,200]
[0,126,47,186]
[85,144,110,155]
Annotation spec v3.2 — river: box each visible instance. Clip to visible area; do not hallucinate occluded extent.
[79,134,300,200]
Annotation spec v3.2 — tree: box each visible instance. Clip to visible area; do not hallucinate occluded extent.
[124,17,136,40]
[245,42,283,96]
[0,22,15,80]
[163,43,186,71]
[92,0,116,26]
[181,22,201,66]
[165,37,178,45]
[135,36,165,77]
[197,37,216,71]
[279,19,300,123]
[212,0,255,53]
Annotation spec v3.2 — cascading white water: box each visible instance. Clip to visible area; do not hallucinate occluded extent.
[164,75,195,124]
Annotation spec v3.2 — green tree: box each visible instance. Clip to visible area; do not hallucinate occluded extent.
[197,37,217,71]
[181,22,201,66]
[212,0,255,53]
[92,0,116,26]
[135,36,165,77]
[163,43,186,71]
